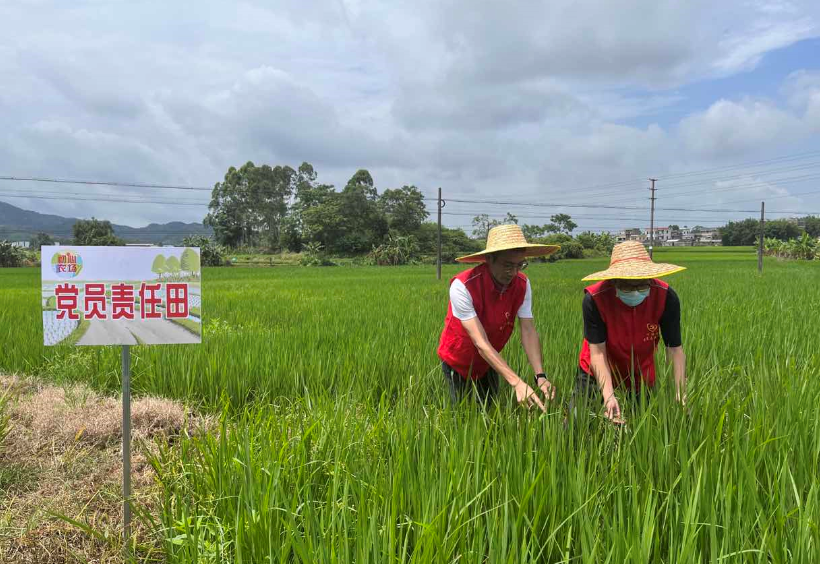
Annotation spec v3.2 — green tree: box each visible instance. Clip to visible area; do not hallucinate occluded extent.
[471,213,519,240]
[577,231,597,249]
[790,232,817,260]
[182,235,224,267]
[165,256,181,280]
[499,213,518,225]
[0,241,24,267]
[30,232,54,249]
[550,214,577,235]
[471,214,492,240]
[379,186,429,234]
[286,163,335,252]
[719,218,759,246]
[151,255,167,280]
[415,223,482,262]
[301,193,346,253]
[804,216,820,238]
[765,219,801,242]
[204,161,296,249]
[336,170,388,254]
[522,224,558,239]
[72,218,124,246]
[180,248,200,277]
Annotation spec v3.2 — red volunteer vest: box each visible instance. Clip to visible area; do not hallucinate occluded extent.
[578,279,669,390]
[437,263,527,380]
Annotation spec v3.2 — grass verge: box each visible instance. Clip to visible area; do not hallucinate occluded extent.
[167,318,201,337]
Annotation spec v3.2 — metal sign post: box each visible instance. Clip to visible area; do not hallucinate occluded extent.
[122,345,132,546]
[40,245,202,554]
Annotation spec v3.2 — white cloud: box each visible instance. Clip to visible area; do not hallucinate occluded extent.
[0,0,819,229]
[677,98,807,158]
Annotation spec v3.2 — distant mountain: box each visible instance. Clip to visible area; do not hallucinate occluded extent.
[0,200,213,245]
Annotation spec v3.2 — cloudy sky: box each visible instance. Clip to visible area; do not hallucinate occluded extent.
[1,0,820,234]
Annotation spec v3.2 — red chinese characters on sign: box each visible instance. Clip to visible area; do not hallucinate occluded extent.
[111,284,136,320]
[55,283,79,320]
[54,283,191,321]
[84,283,107,320]
[166,283,189,319]
[139,283,162,319]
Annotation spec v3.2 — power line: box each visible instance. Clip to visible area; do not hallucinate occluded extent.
[610,170,820,206]
[0,187,208,205]
[435,196,817,215]
[652,150,820,182]
[0,192,209,207]
[441,211,728,224]
[0,175,213,192]
[694,187,820,206]
[428,149,820,202]
[517,162,820,206]
[3,190,816,217]
[4,148,820,199]
[657,161,820,190]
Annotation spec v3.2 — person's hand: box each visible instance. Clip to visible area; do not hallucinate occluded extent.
[536,376,556,401]
[514,380,546,412]
[603,394,624,425]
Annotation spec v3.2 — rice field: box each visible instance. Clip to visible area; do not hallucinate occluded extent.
[1,247,820,562]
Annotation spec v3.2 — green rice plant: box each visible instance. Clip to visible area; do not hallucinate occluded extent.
[2,247,820,561]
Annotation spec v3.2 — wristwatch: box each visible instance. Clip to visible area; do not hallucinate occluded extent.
[535,372,548,384]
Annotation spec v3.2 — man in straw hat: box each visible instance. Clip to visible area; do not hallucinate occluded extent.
[572,240,687,424]
[437,224,560,411]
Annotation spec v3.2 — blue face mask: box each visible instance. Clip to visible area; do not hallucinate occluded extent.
[616,287,650,307]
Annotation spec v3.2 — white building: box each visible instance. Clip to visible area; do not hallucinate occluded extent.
[646,227,671,242]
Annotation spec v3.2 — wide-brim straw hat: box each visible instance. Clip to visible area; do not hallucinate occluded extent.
[456,224,560,263]
[582,240,686,281]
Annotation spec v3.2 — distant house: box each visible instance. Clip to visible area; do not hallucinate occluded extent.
[692,227,721,246]
[617,228,643,242]
[646,227,671,243]
[11,241,30,248]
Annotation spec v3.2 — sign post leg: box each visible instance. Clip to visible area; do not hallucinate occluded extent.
[122,345,132,549]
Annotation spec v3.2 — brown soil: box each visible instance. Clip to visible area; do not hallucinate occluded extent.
[0,374,211,563]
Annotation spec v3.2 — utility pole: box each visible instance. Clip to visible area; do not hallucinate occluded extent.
[648,178,657,259]
[437,187,444,280]
[758,201,765,274]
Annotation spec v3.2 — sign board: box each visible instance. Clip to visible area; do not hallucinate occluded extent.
[41,246,201,346]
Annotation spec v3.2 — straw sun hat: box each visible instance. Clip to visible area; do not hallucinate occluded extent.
[582,240,686,281]
[456,224,560,263]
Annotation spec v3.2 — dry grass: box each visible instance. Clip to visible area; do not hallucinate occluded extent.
[0,374,212,564]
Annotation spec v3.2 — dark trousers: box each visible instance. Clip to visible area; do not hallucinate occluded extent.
[442,362,499,406]
[568,366,652,419]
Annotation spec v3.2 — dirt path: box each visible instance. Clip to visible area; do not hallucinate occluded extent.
[122,318,199,344]
[76,319,138,345]
[0,373,210,563]
[76,318,198,345]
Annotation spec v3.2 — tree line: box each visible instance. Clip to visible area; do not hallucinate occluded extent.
[719,217,820,246]
[202,161,619,263]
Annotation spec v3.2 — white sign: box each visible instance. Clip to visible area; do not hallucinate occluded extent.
[41,246,202,346]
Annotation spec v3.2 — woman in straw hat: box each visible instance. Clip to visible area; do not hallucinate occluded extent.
[437,224,560,411]
[572,240,687,424]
